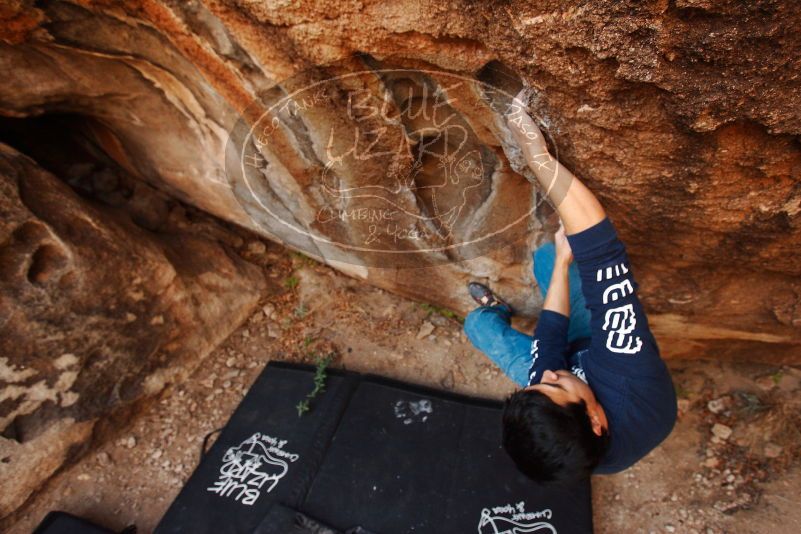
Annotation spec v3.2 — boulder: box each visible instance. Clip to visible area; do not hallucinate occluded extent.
[0,2,799,360]
[0,144,265,516]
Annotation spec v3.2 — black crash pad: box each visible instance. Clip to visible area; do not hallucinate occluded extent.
[33,511,116,534]
[157,361,593,533]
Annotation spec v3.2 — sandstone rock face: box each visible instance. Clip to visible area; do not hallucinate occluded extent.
[0,144,266,516]
[1,3,799,358]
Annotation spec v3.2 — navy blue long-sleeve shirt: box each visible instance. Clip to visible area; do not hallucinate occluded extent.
[527,217,677,474]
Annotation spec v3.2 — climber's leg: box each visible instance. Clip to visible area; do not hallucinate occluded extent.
[464,305,533,387]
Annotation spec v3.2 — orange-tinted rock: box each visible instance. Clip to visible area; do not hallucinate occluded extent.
[1,3,799,360]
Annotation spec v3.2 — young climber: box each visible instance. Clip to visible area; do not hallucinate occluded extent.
[464,90,677,484]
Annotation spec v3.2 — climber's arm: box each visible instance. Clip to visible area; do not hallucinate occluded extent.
[505,90,606,235]
[541,226,572,317]
[507,92,667,377]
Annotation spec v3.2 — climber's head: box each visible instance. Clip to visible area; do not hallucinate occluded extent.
[502,369,609,484]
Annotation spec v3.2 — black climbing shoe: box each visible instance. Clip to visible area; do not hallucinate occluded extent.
[467,282,511,312]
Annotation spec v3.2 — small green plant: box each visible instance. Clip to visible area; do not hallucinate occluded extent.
[771,370,784,385]
[734,390,768,417]
[418,303,464,324]
[296,353,334,417]
[291,251,317,266]
[293,303,308,319]
[284,275,299,290]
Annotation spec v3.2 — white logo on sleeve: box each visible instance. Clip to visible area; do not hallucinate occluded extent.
[596,262,629,281]
[597,264,643,355]
[571,365,587,384]
[603,304,643,354]
[528,339,540,383]
[602,279,633,304]
[207,432,299,506]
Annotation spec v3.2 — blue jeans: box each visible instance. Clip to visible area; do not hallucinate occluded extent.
[463,243,592,387]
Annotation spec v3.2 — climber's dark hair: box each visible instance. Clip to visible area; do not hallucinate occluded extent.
[502,388,609,484]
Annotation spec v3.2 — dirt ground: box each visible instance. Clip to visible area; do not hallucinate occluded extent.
[5,245,801,534]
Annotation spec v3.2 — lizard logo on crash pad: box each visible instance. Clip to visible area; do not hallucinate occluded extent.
[478,501,557,533]
[207,432,299,506]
